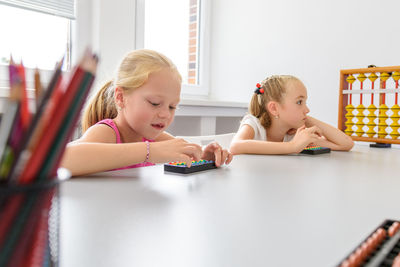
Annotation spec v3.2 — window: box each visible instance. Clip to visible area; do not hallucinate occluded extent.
[0,4,71,70]
[136,0,210,96]
[0,1,74,98]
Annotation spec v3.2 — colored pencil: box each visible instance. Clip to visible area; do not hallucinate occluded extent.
[7,59,64,183]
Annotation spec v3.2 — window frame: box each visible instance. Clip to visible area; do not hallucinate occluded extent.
[0,4,72,103]
[135,0,211,97]
[0,64,56,112]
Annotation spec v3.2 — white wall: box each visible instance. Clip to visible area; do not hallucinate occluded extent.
[74,0,136,91]
[73,0,400,134]
[209,0,400,125]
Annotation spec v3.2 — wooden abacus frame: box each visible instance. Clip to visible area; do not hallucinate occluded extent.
[338,65,400,144]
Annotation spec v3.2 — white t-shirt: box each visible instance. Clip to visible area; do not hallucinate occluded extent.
[239,114,294,142]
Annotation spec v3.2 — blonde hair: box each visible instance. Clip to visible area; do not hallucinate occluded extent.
[81,49,181,132]
[249,75,300,129]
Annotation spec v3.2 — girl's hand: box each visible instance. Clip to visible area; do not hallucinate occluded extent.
[148,138,202,167]
[201,142,233,167]
[290,125,323,153]
[304,115,312,127]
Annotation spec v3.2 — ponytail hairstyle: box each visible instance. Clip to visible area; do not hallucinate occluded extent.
[81,49,181,133]
[249,75,300,129]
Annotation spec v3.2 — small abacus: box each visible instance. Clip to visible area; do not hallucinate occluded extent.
[300,145,331,155]
[338,219,400,267]
[164,160,217,174]
[338,66,400,147]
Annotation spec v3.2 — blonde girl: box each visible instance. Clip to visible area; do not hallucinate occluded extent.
[61,49,232,176]
[230,75,354,155]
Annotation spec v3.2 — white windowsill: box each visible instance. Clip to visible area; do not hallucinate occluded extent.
[176,98,248,117]
[180,98,248,108]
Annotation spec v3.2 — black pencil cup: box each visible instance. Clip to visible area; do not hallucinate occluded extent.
[0,173,68,267]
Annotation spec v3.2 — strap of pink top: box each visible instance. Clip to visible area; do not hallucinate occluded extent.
[96,119,122,143]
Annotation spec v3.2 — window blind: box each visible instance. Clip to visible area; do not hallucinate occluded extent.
[0,0,75,19]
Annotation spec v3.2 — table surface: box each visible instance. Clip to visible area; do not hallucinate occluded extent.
[59,144,400,267]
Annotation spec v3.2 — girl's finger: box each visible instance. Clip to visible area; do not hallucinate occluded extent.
[214,147,222,167]
[184,143,202,153]
[296,125,306,133]
[221,149,231,165]
[226,152,233,164]
[220,149,228,165]
[178,154,192,167]
[183,145,202,161]
[211,142,222,151]
[186,142,202,151]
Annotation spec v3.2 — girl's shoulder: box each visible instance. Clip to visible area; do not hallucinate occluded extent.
[240,114,261,128]
[240,114,266,141]
[80,120,119,143]
[242,113,258,121]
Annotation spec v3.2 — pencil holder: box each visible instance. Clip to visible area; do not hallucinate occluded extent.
[0,169,70,267]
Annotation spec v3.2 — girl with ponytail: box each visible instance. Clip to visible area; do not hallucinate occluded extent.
[61,49,232,176]
[230,75,354,155]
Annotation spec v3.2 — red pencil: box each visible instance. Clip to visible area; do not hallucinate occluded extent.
[17,63,31,130]
[18,65,85,183]
[7,59,64,183]
[48,54,98,177]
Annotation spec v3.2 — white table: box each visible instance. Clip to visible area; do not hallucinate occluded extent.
[60,144,400,267]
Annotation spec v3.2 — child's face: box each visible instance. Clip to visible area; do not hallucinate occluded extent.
[278,80,310,129]
[122,68,181,139]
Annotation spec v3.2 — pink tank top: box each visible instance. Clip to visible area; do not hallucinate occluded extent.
[96,119,155,170]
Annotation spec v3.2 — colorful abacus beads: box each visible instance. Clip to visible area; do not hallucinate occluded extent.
[300,146,331,155]
[167,160,214,167]
[164,160,217,174]
[304,145,322,150]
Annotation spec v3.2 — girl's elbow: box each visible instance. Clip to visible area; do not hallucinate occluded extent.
[340,137,354,151]
[346,141,355,151]
[229,142,242,155]
[345,137,355,151]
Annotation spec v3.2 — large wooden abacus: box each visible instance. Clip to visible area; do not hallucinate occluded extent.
[338,66,400,145]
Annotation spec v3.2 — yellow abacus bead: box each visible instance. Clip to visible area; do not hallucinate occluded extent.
[366,104,377,138]
[392,71,400,81]
[390,104,400,139]
[368,73,378,82]
[357,73,367,83]
[346,75,356,84]
[355,104,366,137]
[344,104,355,135]
[380,72,390,82]
[377,104,389,138]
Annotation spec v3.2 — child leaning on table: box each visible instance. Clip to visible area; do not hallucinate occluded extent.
[60,49,232,176]
[229,75,354,155]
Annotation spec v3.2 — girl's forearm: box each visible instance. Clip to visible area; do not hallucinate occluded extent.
[60,142,148,176]
[306,116,354,150]
[230,139,297,155]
